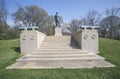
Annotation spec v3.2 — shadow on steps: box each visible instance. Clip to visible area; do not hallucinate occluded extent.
[70,37,80,49]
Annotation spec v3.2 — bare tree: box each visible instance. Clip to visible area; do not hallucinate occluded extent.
[105,7,120,17]
[0,0,8,23]
[83,10,101,26]
[79,17,90,26]
[100,7,120,39]
[70,19,80,34]
[40,15,55,35]
[0,0,9,34]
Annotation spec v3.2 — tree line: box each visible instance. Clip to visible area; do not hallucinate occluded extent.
[69,7,120,40]
[0,0,120,40]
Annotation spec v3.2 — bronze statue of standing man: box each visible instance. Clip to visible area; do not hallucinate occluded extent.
[54,12,60,27]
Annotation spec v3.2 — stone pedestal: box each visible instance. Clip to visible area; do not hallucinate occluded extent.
[55,27,62,36]
[20,30,46,55]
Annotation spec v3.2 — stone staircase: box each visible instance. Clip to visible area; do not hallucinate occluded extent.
[7,36,115,69]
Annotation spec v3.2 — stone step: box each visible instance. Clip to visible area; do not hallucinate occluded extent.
[31,51,88,55]
[44,39,70,40]
[37,50,86,52]
[40,46,72,47]
[43,39,70,41]
[41,42,70,44]
[36,50,86,54]
[39,47,75,49]
[44,36,70,38]
[40,45,79,48]
[22,53,96,58]
[41,45,70,47]
[42,42,70,44]
[44,38,71,42]
[40,46,79,49]
[7,60,115,69]
[40,44,70,46]
[44,38,70,40]
[38,49,82,51]
[43,41,70,43]
[16,56,104,62]
[43,37,71,42]
[41,44,70,47]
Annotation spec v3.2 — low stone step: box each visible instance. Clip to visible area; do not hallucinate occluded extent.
[40,47,79,49]
[41,44,70,46]
[43,40,70,42]
[43,39,70,41]
[39,47,75,49]
[31,51,88,55]
[42,41,70,45]
[22,53,96,58]
[16,55,104,62]
[40,44,70,47]
[44,36,70,38]
[36,50,87,54]
[41,44,69,46]
[40,45,76,47]
[7,60,115,69]
[41,41,70,43]
[42,41,69,42]
[38,49,82,51]
[40,46,73,48]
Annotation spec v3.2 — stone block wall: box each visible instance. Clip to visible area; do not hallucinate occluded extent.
[73,29,99,54]
[20,30,46,55]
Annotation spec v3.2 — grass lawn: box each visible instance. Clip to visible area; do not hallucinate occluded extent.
[0,38,120,79]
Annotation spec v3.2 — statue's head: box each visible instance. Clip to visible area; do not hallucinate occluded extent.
[56,12,58,15]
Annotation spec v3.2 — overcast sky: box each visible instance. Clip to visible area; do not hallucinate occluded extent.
[6,0,120,26]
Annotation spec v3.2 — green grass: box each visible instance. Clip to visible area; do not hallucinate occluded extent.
[99,38,120,66]
[0,38,120,79]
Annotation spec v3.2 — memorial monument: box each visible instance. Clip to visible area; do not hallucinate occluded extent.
[54,12,60,27]
[54,12,62,36]
[7,14,115,69]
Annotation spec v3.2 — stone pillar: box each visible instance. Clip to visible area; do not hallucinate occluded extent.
[73,29,99,54]
[20,30,46,55]
[81,29,99,54]
[55,27,62,36]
